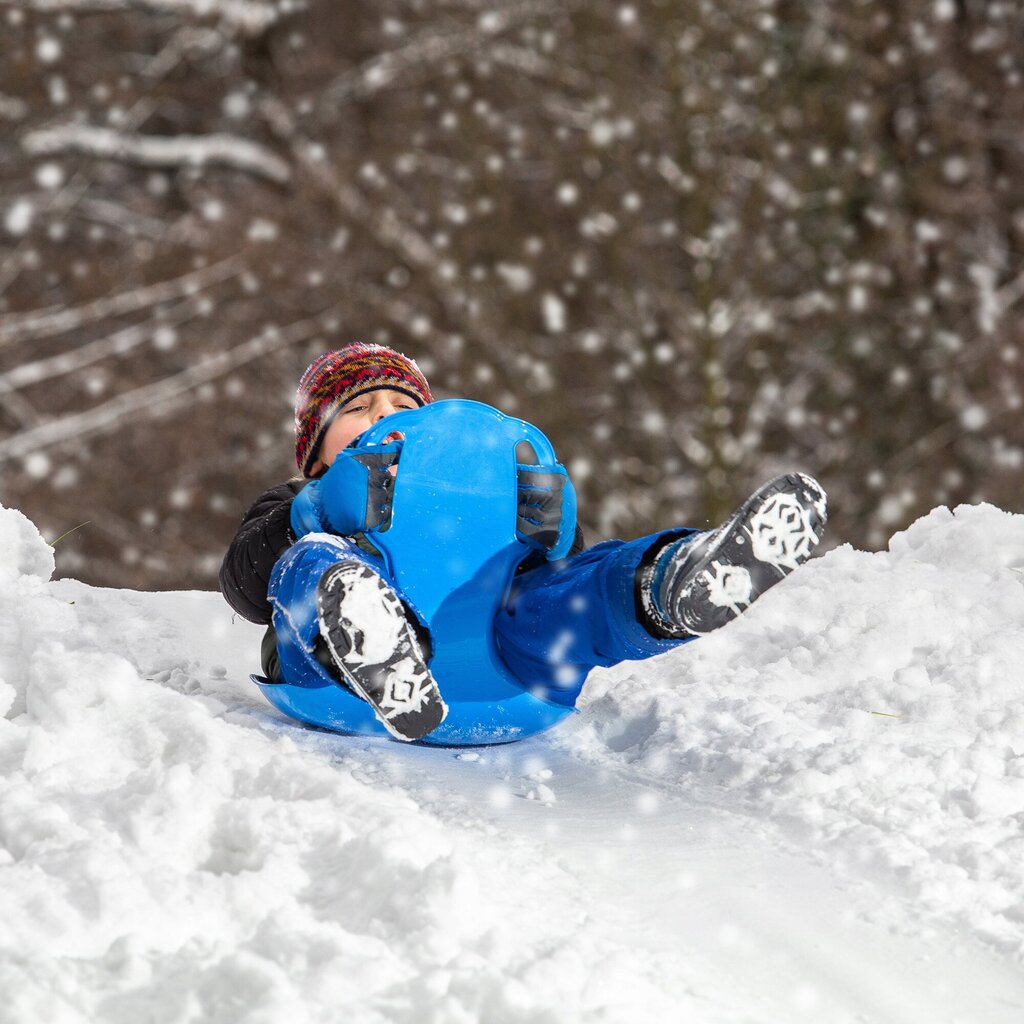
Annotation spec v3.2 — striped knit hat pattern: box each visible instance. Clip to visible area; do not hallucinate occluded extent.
[294,343,432,476]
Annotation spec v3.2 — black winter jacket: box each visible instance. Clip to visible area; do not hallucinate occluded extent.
[219,480,305,625]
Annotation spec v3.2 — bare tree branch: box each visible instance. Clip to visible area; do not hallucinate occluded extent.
[0,0,284,36]
[22,124,292,184]
[261,97,444,280]
[0,255,242,346]
[260,96,532,375]
[0,301,199,391]
[318,0,577,110]
[0,384,42,429]
[77,197,170,239]
[141,25,226,78]
[0,26,229,299]
[488,43,593,91]
[0,308,338,463]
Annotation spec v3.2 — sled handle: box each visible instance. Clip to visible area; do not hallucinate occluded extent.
[349,400,563,472]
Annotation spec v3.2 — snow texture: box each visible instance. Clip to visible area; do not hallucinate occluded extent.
[570,503,1024,956]
[4,499,1024,1021]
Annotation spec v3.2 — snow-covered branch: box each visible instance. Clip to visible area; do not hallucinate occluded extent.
[0,256,241,346]
[323,31,477,106]
[0,309,336,463]
[142,26,226,79]
[0,28,224,299]
[22,125,291,185]
[488,43,593,91]
[320,0,576,108]
[0,302,198,392]
[0,0,284,36]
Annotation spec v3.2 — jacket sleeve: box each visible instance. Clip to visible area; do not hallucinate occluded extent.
[219,482,302,624]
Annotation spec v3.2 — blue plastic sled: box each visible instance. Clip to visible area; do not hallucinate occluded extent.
[253,400,577,745]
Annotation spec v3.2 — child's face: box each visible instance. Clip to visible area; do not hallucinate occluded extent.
[311,388,420,475]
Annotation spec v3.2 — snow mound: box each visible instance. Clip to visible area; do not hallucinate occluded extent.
[569,503,1024,955]
[0,505,682,1024]
[7,500,1024,1020]
[0,502,54,583]
[0,505,61,719]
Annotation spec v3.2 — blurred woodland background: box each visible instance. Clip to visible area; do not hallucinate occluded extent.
[1,0,1022,591]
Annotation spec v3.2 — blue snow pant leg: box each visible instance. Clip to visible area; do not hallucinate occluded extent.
[267,534,389,689]
[494,528,701,707]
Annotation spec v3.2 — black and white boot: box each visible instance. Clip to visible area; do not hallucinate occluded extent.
[648,474,827,637]
[315,561,447,742]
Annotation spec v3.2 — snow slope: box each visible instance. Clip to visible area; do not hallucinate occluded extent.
[3,501,1024,1023]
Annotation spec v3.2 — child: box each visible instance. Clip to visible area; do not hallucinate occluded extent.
[220,343,827,741]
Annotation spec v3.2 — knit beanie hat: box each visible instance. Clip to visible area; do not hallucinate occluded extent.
[294,343,433,476]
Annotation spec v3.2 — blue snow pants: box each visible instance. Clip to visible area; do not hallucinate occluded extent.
[268,528,698,709]
[495,529,698,704]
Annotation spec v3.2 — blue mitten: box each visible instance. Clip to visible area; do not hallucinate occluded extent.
[516,462,577,562]
[321,440,403,535]
[290,440,403,539]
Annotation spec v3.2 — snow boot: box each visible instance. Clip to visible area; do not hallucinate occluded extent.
[315,561,447,742]
[648,473,827,637]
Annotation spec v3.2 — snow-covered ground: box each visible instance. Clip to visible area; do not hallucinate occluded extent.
[3,501,1024,1023]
